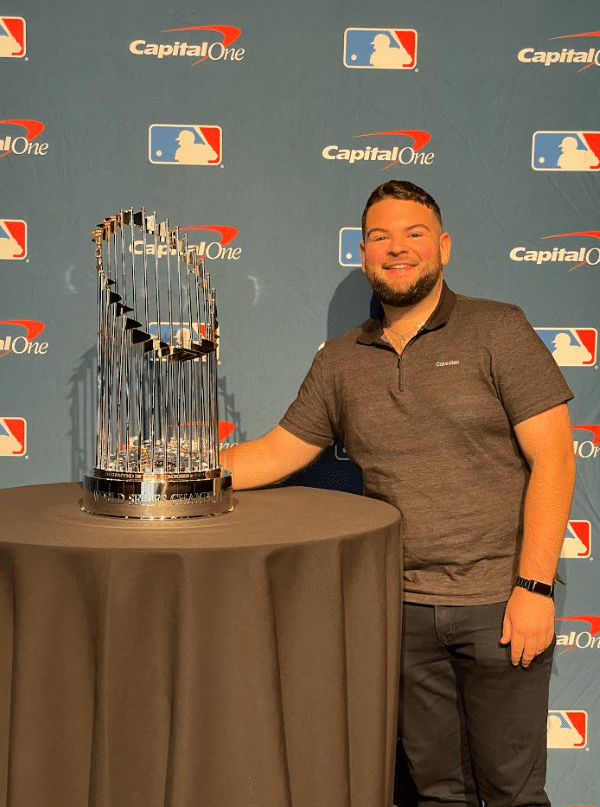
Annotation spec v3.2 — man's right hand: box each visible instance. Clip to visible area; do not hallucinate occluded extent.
[220,426,325,490]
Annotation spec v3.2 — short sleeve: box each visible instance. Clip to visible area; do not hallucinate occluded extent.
[279,348,337,448]
[489,305,574,425]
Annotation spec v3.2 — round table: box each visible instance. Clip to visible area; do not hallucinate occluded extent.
[0,483,401,807]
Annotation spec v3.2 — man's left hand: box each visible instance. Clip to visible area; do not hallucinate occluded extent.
[500,586,555,667]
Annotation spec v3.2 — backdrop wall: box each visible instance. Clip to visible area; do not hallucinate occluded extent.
[1,2,598,804]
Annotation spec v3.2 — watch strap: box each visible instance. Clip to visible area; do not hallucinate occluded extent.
[514,576,555,598]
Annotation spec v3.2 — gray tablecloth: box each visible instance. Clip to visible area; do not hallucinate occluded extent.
[0,483,401,807]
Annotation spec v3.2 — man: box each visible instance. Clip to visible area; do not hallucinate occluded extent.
[222,181,576,807]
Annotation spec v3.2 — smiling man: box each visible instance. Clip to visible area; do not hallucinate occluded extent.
[222,180,575,807]
[359,187,451,352]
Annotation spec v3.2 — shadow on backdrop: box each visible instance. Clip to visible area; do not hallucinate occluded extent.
[69,347,96,481]
[283,269,377,494]
[219,375,247,448]
[327,268,378,339]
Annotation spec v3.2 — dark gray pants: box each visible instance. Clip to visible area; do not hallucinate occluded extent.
[399,601,553,807]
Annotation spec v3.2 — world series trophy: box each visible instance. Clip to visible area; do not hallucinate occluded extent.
[82,208,233,518]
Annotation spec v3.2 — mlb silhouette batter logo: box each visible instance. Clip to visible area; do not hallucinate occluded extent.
[532,131,600,170]
[561,521,592,558]
[0,17,26,58]
[0,417,26,455]
[535,328,597,366]
[149,125,222,165]
[547,711,587,748]
[0,219,26,259]
[339,228,362,266]
[344,28,417,69]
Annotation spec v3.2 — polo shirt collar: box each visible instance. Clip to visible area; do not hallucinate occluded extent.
[356,280,457,345]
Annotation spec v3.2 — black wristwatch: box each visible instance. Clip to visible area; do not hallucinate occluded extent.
[514,576,555,598]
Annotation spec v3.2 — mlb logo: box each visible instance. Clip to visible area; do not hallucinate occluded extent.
[0,219,27,259]
[339,227,362,267]
[0,17,26,58]
[535,328,597,367]
[149,125,222,165]
[547,710,587,748]
[344,28,417,69]
[0,417,26,456]
[532,131,600,171]
[561,521,591,558]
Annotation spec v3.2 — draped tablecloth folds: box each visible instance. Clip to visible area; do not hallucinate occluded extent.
[0,482,401,807]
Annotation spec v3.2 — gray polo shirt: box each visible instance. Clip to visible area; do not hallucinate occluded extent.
[280,283,573,605]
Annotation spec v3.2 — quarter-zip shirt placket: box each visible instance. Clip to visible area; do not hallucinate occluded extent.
[377,328,425,392]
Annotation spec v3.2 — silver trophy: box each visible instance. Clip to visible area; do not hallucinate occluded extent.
[82,209,232,518]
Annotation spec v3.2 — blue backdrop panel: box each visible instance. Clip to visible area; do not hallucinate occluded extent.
[1,2,598,804]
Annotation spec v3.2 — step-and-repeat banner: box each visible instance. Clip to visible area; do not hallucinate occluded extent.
[1,2,598,804]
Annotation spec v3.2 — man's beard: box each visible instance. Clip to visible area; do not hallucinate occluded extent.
[365,264,442,307]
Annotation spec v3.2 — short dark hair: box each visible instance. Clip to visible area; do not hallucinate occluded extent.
[361,180,442,237]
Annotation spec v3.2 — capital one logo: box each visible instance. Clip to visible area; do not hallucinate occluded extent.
[535,328,597,367]
[0,219,27,259]
[0,417,26,456]
[167,420,235,447]
[132,225,240,261]
[219,421,235,445]
[322,129,434,170]
[181,225,240,260]
[149,124,222,165]
[555,615,600,655]
[0,320,47,358]
[518,30,600,72]
[510,229,600,271]
[547,710,587,748]
[0,17,25,58]
[343,28,417,69]
[129,25,244,65]
[0,120,48,158]
[532,131,600,171]
[572,425,600,459]
[561,520,591,558]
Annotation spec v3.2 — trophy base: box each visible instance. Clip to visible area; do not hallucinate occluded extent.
[82,470,233,519]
